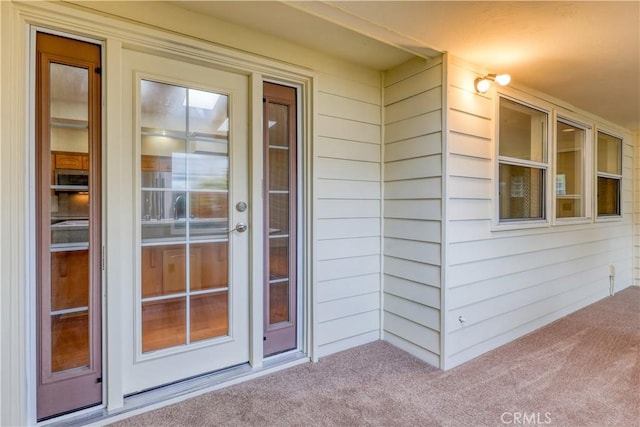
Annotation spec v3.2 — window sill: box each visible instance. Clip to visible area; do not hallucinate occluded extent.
[492,219,550,232]
[553,217,593,226]
[595,215,623,223]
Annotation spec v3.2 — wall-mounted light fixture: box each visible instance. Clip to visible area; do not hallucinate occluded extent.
[474,73,511,93]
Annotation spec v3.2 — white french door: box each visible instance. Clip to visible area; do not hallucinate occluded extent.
[121,49,249,394]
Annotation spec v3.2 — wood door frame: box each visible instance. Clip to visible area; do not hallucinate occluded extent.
[34,31,103,420]
[262,81,299,356]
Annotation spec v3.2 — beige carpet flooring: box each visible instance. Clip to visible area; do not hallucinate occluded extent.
[112,287,639,427]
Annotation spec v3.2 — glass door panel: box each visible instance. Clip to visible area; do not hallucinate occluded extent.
[140,79,231,354]
[48,63,91,372]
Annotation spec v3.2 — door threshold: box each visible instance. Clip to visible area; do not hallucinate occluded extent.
[39,351,309,427]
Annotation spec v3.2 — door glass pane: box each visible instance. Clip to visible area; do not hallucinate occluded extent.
[268,103,289,147]
[51,250,89,311]
[190,242,228,291]
[49,63,91,373]
[266,100,292,326]
[142,298,186,352]
[556,121,585,218]
[269,281,289,324]
[190,292,228,342]
[140,79,230,353]
[269,194,289,236]
[51,311,89,372]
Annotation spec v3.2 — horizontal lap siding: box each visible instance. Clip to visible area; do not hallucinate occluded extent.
[382,57,444,366]
[315,73,382,357]
[443,57,636,369]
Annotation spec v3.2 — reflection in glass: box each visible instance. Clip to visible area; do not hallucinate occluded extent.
[48,62,92,374]
[140,81,186,133]
[269,282,289,324]
[597,132,622,175]
[51,250,89,311]
[556,121,585,218]
[140,79,231,352]
[499,164,544,220]
[188,88,228,137]
[597,177,620,216]
[142,298,186,352]
[499,98,547,163]
[269,194,289,236]
[51,311,89,372]
[50,63,89,122]
[190,292,228,342]
[268,103,288,147]
[269,238,289,281]
[269,148,289,191]
[187,153,228,190]
[190,242,228,290]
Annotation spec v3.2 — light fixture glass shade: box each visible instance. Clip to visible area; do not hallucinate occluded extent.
[475,78,491,93]
[495,74,511,86]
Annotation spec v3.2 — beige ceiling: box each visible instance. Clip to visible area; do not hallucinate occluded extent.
[172,1,639,134]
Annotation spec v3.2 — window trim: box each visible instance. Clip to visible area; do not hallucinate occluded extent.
[595,128,624,220]
[552,113,593,225]
[493,93,552,230]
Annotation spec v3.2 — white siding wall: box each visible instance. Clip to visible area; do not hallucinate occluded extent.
[443,56,635,369]
[382,57,444,367]
[315,73,382,357]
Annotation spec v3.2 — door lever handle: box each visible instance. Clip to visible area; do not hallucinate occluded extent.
[229,222,248,233]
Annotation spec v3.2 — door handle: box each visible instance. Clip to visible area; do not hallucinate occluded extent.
[229,222,248,233]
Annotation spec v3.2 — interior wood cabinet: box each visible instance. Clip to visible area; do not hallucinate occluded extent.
[54,152,89,170]
[141,242,228,298]
[141,154,172,172]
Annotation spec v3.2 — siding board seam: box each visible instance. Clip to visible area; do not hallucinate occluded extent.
[318,330,379,348]
[383,272,441,288]
[317,308,380,325]
[384,153,441,165]
[383,290,440,310]
[384,131,442,146]
[318,90,381,107]
[447,286,607,358]
[317,136,380,146]
[450,264,611,311]
[383,308,440,334]
[318,112,381,127]
[449,248,632,289]
[449,129,491,141]
[317,290,380,305]
[317,158,381,165]
[385,107,442,125]
[383,63,443,89]
[448,235,633,267]
[449,153,492,162]
[384,331,440,358]
[449,106,491,120]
